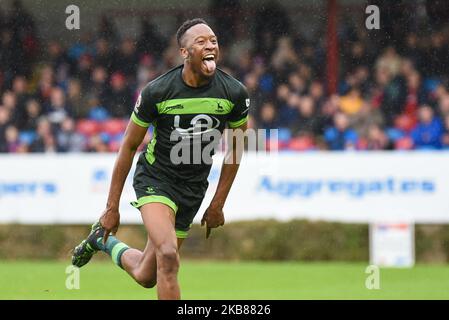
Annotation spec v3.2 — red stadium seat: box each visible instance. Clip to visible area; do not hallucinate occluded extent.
[101,119,128,136]
[76,119,101,137]
[394,114,416,133]
[287,136,315,151]
[356,138,369,150]
[395,137,414,150]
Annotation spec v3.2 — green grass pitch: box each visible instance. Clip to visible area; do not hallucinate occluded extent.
[1,260,448,299]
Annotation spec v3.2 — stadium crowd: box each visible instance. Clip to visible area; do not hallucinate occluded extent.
[1,0,449,153]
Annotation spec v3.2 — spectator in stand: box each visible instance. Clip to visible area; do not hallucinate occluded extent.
[339,87,364,115]
[411,105,444,149]
[46,40,71,73]
[243,72,262,120]
[324,112,358,150]
[76,53,94,90]
[376,46,402,79]
[2,90,18,126]
[402,33,424,73]
[441,115,449,149]
[258,102,279,129]
[375,47,407,126]
[402,70,426,127]
[103,72,133,118]
[364,124,393,150]
[423,32,449,78]
[4,125,20,152]
[344,41,371,73]
[21,99,41,132]
[46,87,71,128]
[278,93,300,130]
[86,95,109,121]
[94,38,114,70]
[36,65,55,105]
[161,35,183,69]
[271,38,299,76]
[437,94,449,119]
[275,83,290,108]
[114,38,138,78]
[0,106,11,152]
[67,78,88,119]
[137,19,166,59]
[87,134,109,153]
[287,72,306,96]
[430,84,449,109]
[317,95,340,135]
[67,31,93,63]
[11,76,30,128]
[309,81,326,111]
[225,21,253,70]
[87,66,108,104]
[209,0,241,47]
[97,15,119,44]
[351,102,385,139]
[0,30,18,83]
[29,117,56,153]
[56,117,86,152]
[291,95,321,136]
[254,0,290,58]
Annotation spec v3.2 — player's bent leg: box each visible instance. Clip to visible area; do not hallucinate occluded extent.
[121,235,184,289]
[120,236,157,288]
[139,202,181,300]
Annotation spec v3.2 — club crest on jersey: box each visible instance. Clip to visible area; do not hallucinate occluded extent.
[215,102,224,113]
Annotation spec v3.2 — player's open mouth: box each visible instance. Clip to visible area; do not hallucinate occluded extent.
[202,54,216,73]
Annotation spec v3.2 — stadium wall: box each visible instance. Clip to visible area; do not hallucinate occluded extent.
[0,152,448,224]
[1,221,449,263]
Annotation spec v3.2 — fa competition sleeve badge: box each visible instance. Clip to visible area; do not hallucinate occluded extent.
[134,94,142,113]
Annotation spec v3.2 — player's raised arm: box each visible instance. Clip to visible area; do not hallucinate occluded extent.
[100,118,148,244]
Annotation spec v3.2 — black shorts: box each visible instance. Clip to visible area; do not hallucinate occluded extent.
[131,154,209,238]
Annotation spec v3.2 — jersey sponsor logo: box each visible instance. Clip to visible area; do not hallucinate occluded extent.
[134,94,142,113]
[173,114,221,139]
[166,104,184,111]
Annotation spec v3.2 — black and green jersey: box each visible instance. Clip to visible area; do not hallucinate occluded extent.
[131,65,250,182]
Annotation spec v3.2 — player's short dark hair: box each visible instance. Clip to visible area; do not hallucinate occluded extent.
[176,18,209,47]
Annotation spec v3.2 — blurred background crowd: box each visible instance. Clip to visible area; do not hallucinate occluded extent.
[1,0,449,153]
